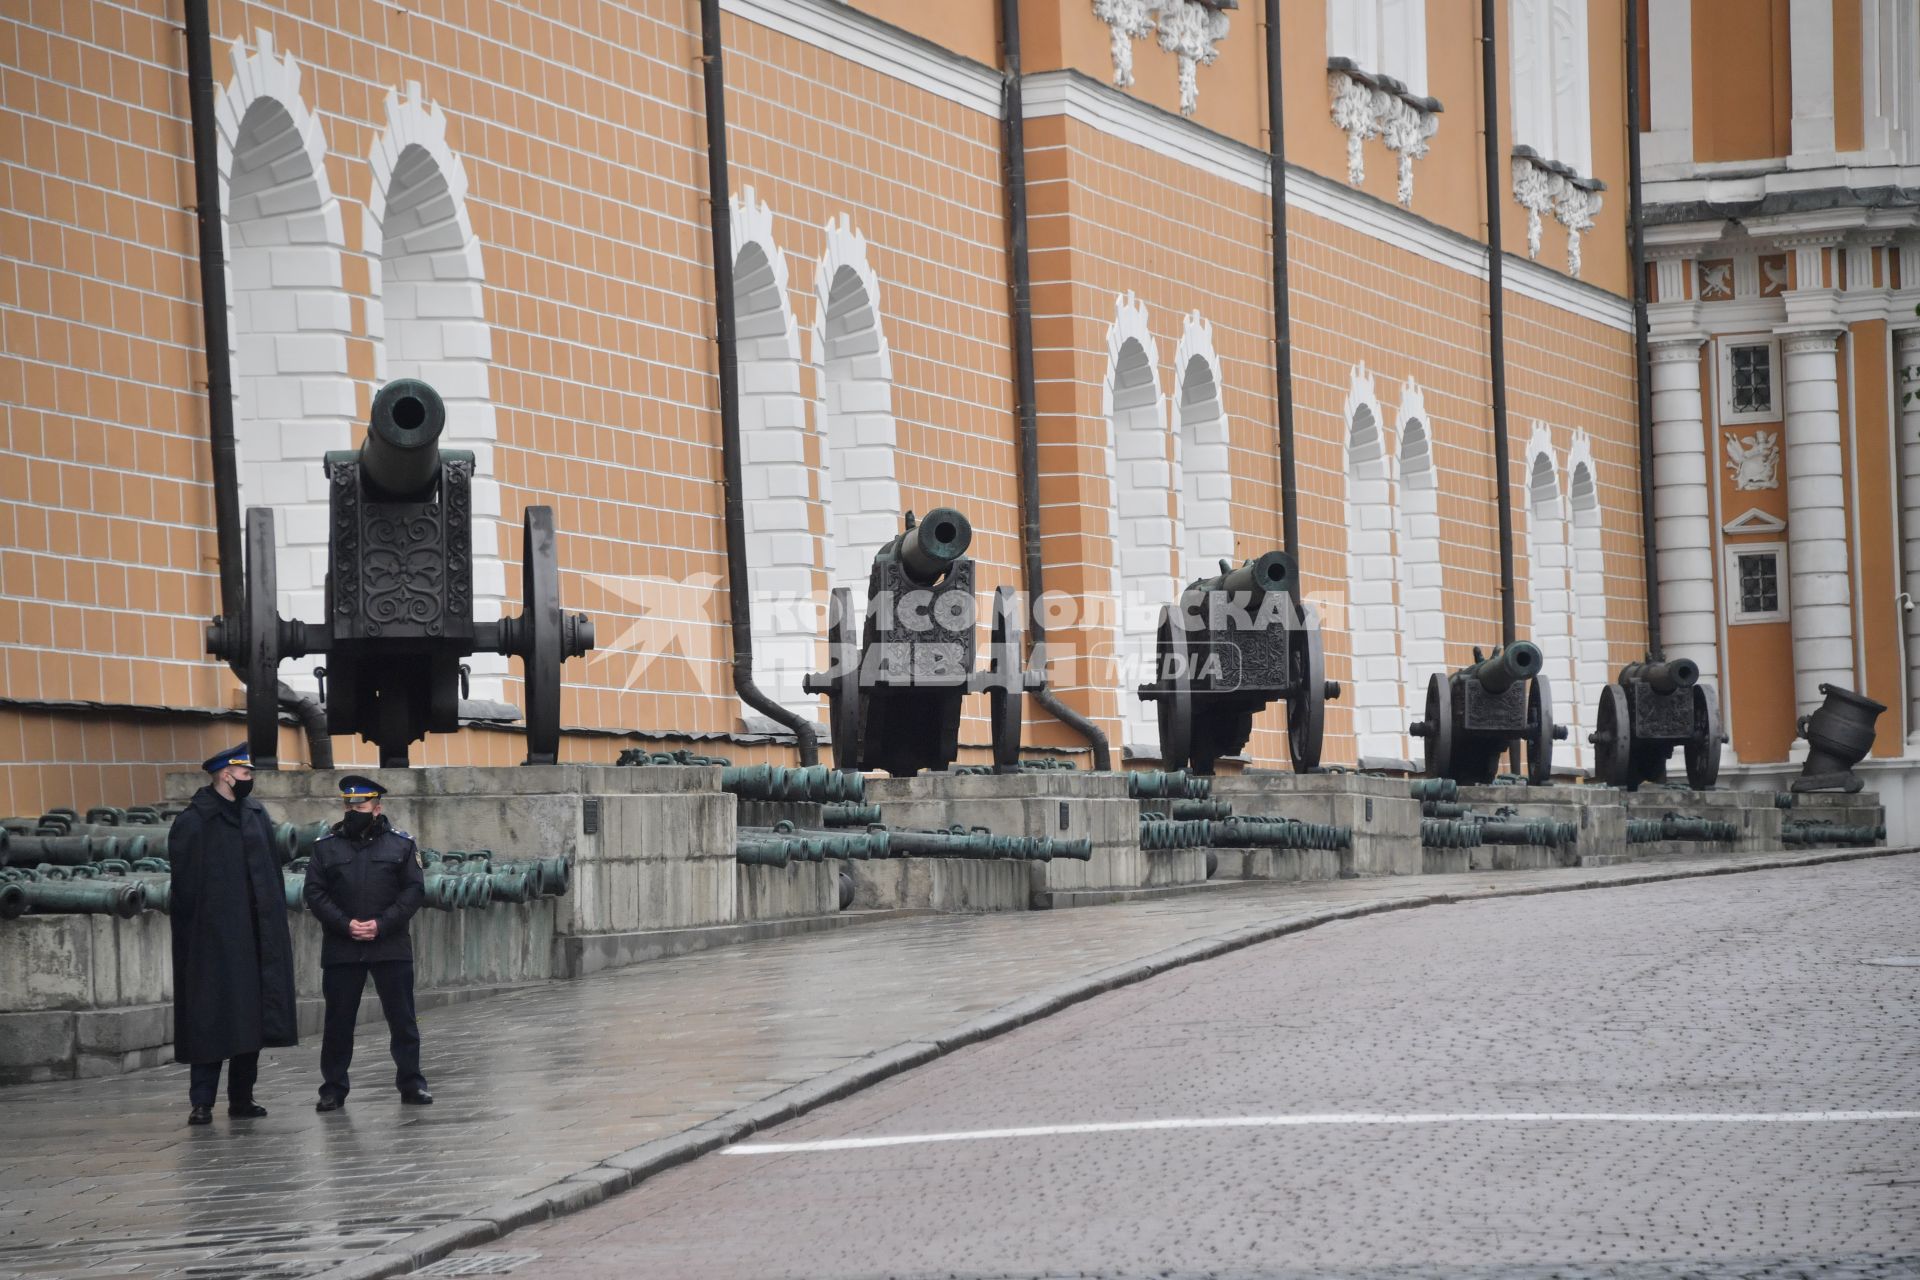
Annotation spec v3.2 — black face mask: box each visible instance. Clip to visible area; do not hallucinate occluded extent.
[229,778,253,801]
[342,810,376,840]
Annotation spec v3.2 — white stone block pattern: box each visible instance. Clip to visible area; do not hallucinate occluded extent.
[1782,330,1857,715]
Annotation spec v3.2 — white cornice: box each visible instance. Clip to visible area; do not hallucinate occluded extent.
[712,14,1634,331]
[1024,71,1633,331]
[720,0,1002,116]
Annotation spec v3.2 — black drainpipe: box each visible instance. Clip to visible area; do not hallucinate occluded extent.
[999,0,1113,770]
[1263,0,1299,561]
[1479,0,1518,648]
[697,0,821,765]
[183,0,331,767]
[1624,0,1661,659]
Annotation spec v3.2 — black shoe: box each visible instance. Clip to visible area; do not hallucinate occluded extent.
[187,1106,212,1126]
[315,1095,346,1113]
[228,1101,268,1118]
[400,1089,433,1106]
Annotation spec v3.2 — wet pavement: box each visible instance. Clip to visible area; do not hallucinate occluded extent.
[0,847,1908,1279]
[492,855,1920,1279]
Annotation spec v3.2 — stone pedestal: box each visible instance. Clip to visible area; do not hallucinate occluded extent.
[1209,772,1423,877]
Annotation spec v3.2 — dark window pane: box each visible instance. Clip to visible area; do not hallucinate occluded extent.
[1730,345,1772,414]
[1737,553,1778,614]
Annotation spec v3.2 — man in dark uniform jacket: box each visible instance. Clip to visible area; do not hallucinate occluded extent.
[303,775,432,1110]
[169,744,299,1126]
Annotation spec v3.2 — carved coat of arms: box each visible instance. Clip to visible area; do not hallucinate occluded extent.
[1724,430,1780,491]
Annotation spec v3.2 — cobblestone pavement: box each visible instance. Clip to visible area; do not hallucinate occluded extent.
[493,855,1920,1280]
[0,849,1907,1279]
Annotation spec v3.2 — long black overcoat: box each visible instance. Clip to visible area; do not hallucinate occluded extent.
[168,786,299,1064]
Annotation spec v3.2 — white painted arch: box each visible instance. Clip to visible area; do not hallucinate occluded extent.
[1103,293,1175,756]
[216,29,354,690]
[730,186,819,722]
[1564,431,1606,770]
[1395,380,1446,719]
[1173,310,1234,579]
[811,215,901,613]
[1524,424,1577,773]
[363,82,509,700]
[1343,363,1406,763]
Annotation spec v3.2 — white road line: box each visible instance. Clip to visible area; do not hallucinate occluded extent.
[722,1111,1920,1155]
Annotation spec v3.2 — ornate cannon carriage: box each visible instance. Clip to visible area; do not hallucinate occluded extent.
[205,380,595,768]
[803,508,1031,776]
[1588,657,1725,790]
[1409,642,1564,785]
[1135,551,1338,774]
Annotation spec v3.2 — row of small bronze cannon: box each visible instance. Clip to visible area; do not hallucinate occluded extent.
[735,820,1091,868]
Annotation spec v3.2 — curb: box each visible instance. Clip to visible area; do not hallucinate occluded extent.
[322,843,1913,1278]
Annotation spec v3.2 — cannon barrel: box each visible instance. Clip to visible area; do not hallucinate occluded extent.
[21,878,147,918]
[1196,550,1295,604]
[360,379,448,498]
[1462,642,1543,695]
[1621,658,1700,695]
[879,507,972,586]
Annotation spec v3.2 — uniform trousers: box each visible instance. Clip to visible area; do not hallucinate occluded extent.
[188,1051,259,1107]
[319,960,426,1099]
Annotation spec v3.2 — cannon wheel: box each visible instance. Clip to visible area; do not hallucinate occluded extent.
[822,586,863,770]
[1285,613,1326,772]
[1420,672,1453,779]
[1525,672,1556,786]
[1592,683,1633,788]
[986,586,1024,768]
[242,507,283,769]
[518,506,565,765]
[1153,604,1193,772]
[1684,682,1724,789]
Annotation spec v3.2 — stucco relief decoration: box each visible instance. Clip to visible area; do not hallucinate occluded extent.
[1093,0,1159,88]
[1510,150,1604,278]
[1759,254,1789,297]
[1724,430,1781,491]
[1327,61,1440,206]
[1155,1,1230,117]
[1697,259,1734,301]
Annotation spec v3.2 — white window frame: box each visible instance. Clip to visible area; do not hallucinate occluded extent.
[1509,0,1593,176]
[1328,0,1429,97]
[1724,541,1790,625]
[1717,336,1783,425]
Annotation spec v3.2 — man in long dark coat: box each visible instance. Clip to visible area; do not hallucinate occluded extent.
[169,744,298,1126]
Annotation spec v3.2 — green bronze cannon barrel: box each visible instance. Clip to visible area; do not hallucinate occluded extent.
[1626,813,1738,844]
[141,877,172,914]
[1462,642,1543,695]
[1619,657,1700,695]
[720,764,866,804]
[1138,814,1214,850]
[0,881,25,919]
[821,803,883,828]
[21,878,147,917]
[1168,799,1233,821]
[1421,800,1468,818]
[1781,819,1886,846]
[1421,818,1482,848]
[359,378,447,498]
[1127,770,1212,801]
[1470,808,1577,848]
[284,875,307,912]
[1409,778,1459,803]
[1,833,101,868]
[735,833,794,868]
[877,506,973,586]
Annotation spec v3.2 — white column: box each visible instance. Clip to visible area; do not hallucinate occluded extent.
[1649,336,1722,684]
[1897,326,1920,745]
[1781,327,1856,715]
[1789,0,1837,164]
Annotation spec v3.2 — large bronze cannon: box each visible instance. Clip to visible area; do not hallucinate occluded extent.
[206,380,595,767]
[1589,657,1725,790]
[804,508,1031,776]
[1135,551,1339,773]
[1410,642,1564,785]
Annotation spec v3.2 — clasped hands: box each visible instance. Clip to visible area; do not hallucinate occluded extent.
[348,918,380,942]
